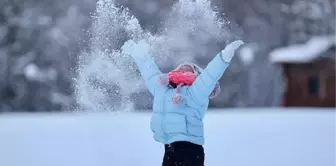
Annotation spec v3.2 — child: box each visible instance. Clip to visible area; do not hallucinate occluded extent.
[122,39,244,166]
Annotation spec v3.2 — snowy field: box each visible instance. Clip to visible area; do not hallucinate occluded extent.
[0,108,335,166]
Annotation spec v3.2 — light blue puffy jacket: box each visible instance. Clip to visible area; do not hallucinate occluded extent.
[126,40,243,145]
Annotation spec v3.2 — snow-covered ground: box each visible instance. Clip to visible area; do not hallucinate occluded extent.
[0,108,335,166]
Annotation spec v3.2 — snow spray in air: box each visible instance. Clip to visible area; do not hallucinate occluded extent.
[74,0,238,112]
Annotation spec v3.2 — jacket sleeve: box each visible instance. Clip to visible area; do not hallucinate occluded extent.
[188,53,230,102]
[131,53,165,95]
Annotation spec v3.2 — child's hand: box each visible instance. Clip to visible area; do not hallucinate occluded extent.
[220,40,244,63]
[137,39,150,55]
[121,39,150,57]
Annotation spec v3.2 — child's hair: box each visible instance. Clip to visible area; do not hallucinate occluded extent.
[169,81,178,89]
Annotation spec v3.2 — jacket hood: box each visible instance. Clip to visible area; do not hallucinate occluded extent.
[173,62,221,99]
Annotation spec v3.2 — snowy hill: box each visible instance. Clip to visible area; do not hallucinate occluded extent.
[0,108,335,166]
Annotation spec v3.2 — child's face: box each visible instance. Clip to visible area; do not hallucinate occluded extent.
[179,65,194,73]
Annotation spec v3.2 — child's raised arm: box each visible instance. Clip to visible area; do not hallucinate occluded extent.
[122,40,165,96]
[188,40,244,103]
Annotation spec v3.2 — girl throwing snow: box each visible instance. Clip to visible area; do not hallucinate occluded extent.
[122,39,244,166]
